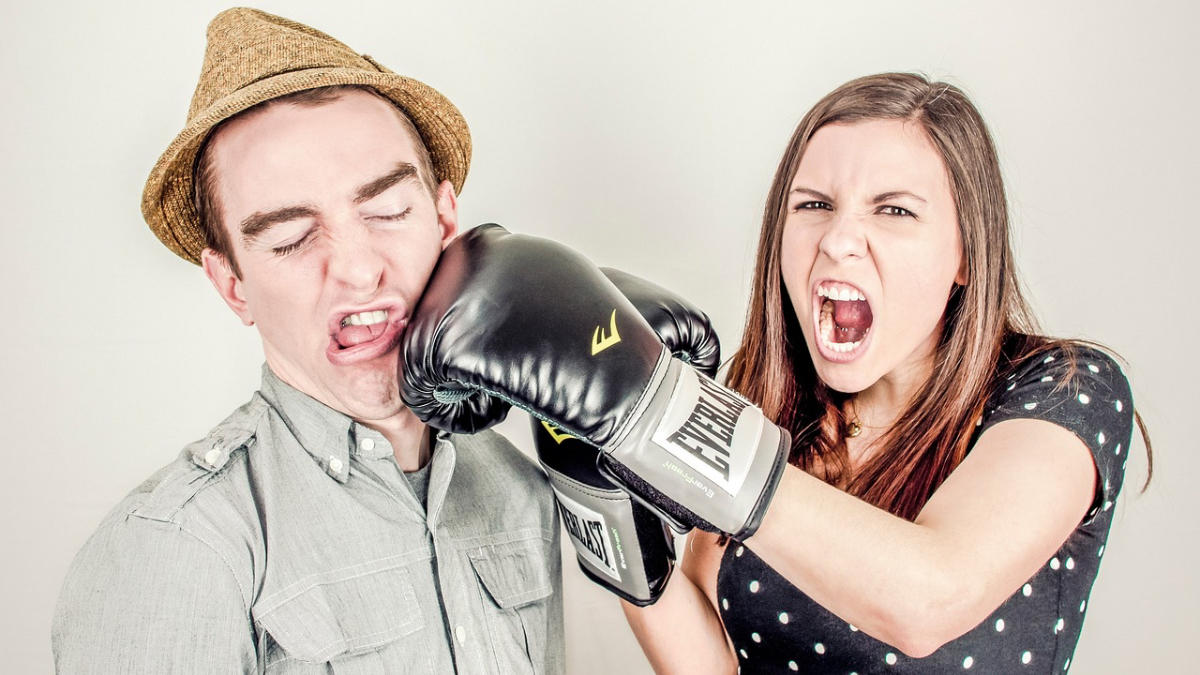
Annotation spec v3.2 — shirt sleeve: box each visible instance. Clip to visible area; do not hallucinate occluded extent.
[52,513,257,674]
[978,345,1135,522]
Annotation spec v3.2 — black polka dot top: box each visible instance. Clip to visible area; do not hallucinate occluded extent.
[717,345,1134,674]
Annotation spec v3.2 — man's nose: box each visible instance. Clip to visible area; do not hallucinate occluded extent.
[818,211,868,262]
[327,224,385,294]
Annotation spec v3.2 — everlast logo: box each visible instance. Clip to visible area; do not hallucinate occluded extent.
[557,501,611,569]
[664,376,749,481]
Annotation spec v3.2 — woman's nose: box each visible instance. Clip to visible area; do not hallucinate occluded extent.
[818,212,868,262]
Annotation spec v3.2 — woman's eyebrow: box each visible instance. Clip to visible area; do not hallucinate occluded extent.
[789,186,835,202]
[871,190,927,204]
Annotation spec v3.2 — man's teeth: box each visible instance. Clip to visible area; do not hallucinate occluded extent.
[817,284,865,302]
[342,310,387,327]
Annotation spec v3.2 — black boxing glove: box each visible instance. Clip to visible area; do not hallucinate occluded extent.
[401,224,790,539]
[535,268,720,605]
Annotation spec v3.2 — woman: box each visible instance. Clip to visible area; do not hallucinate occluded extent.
[624,72,1151,674]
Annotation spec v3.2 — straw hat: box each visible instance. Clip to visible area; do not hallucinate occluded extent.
[141,7,472,264]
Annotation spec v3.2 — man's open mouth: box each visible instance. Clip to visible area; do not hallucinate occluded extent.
[816,283,873,354]
[334,310,391,349]
[326,308,407,366]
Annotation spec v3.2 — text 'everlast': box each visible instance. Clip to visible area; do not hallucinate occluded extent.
[664,376,749,481]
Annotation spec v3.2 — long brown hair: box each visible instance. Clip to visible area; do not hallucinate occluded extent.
[726,73,1150,520]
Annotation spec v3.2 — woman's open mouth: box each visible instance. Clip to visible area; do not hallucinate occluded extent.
[815,282,873,360]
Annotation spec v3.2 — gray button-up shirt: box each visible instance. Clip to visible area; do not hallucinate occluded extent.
[53,367,564,674]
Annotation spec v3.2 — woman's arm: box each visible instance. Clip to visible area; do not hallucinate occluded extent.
[746,417,1096,657]
[622,529,737,675]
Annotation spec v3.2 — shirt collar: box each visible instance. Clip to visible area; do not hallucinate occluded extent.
[257,365,372,484]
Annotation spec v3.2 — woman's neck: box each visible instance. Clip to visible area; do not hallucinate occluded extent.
[852,359,929,429]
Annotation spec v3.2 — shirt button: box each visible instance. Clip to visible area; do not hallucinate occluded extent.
[204,448,222,466]
[359,437,375,452]
[329,456,344,474]
[455,625,466,645]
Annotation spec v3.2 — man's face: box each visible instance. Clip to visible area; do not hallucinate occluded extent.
[201,89,457,422]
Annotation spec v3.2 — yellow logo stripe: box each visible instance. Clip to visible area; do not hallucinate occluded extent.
[591,309,621,356]
[541,420,577,444]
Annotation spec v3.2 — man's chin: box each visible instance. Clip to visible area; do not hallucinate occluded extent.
[325,372,408,421]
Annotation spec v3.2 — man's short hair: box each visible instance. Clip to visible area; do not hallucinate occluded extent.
[193,84,438,277]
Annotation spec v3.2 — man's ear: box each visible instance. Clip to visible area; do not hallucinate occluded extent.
[201,248,254,326]
[434,180,459,249]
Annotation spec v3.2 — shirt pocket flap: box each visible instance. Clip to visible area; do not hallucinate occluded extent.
[468,535,554,609]
[256,566,425,663]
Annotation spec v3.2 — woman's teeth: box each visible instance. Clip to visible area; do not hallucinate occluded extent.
[817,282,872,355]
[817,284,865,302]
[818,301,864,352]
[342,310,387,327]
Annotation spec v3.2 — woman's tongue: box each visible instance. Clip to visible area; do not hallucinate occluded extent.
[334,322,387,349]
[828,298,873,343]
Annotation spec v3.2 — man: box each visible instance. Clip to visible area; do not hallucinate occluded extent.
[52,8,563,673]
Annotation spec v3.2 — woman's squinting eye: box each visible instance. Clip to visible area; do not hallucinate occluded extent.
[792,200,832,212]
[879,205,916,218]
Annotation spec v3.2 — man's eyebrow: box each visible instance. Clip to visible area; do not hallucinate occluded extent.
[872,190,927,204]
[240,205,319,243]
[354,162,420,203]
[789,186,835,202]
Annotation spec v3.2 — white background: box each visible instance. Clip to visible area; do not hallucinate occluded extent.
[2,1,1196,672]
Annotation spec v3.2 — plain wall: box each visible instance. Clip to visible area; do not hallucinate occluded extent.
[2,0,1196,672]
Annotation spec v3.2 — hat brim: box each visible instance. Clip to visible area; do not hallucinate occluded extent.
[141,67,471,264]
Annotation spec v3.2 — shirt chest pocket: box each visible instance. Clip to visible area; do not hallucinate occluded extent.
[468,535,555,675]
[255,565,430,674]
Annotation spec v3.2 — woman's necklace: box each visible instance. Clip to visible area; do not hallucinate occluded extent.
[845,397,863,438]
[846,418,863,438]
[845,397,881,439]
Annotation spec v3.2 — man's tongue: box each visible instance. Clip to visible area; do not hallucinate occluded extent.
[334,322,387,349]
[828,298,873,344]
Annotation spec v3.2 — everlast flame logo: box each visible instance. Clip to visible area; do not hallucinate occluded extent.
[664,376,749,481]
[591,309,621,355]
[540,420,576,444]
[557,501,610,568]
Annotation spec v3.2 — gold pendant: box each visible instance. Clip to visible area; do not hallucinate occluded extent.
[847,420,862,438]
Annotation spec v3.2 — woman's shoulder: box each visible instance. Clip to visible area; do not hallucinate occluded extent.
[995,338,1131,402]
[985,338,1134,460]
[981,338,1137,528]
